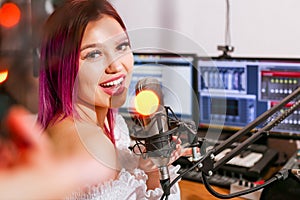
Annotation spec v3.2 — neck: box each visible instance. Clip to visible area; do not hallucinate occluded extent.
[75,99,108,129]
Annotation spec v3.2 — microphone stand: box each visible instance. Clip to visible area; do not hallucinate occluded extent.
[201,86,300,175]
[160,86,300,200]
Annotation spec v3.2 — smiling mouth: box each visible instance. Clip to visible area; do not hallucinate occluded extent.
[99,77,124,88]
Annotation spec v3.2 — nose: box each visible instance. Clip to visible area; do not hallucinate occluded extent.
[105,59,123,74]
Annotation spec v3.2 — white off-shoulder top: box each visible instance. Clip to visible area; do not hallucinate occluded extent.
[65,114,181,200]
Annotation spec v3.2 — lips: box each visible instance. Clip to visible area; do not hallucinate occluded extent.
[100,77,124,88]
[99,76,126,96]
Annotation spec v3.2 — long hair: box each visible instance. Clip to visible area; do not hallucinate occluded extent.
[38,0,126,144]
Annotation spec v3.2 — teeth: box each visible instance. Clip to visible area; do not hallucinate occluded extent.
[100,77,124,87]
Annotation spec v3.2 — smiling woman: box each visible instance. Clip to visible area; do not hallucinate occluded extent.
[37,0,181,199]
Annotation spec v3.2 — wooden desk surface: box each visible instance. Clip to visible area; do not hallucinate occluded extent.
[179,180,244,200]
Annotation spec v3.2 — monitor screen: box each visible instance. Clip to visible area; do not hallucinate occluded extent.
[197,57,300,139]
[119,52,198,122]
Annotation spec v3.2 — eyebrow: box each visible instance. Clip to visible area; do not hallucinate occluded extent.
[80,43,101,52]
[80,35,129,52]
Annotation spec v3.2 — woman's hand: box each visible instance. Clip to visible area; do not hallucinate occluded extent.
[168,136,183,164]
[0,106,102,199]
[137,135,185,172]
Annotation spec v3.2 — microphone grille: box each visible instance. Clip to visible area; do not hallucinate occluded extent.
[135,77,164,105]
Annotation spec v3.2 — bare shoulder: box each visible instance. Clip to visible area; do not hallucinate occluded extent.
[46,117,116,158]
[46,116,77,139]
[46,117,119,183]
[46,117,81,154]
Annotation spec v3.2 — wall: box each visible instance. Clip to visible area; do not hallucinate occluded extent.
[111,0,300,58]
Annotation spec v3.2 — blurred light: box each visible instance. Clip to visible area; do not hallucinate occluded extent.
[134,90,159,116]
[0,69,8,84]
[45,0,55,14]
[0,2,21,28]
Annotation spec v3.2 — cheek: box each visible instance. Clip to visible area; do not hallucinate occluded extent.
[123,54,133,89]
[79,60,106,84]
[77,61,106,100]
[77,77,96,103]
[123,53,134,72]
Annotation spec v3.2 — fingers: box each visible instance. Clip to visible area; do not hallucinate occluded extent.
[5,106,47,151]
[171,135,182,145]
[167,143,181,165]
[180,147,201,157]
[6,106,38,145]
[182,148,192,156]
[2,106,52,167]
[0,140,17,168]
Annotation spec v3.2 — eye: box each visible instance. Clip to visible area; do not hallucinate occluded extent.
[116,41,130,52]
[83,49,102,61]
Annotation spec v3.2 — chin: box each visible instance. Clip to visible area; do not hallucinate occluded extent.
[110,89,127,108]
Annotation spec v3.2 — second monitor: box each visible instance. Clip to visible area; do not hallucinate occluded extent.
[197,57,300,139]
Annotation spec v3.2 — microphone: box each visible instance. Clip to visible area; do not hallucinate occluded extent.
[130,78,174,196]
[129,77,199,197]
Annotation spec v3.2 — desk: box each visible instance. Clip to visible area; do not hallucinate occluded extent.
[179,180,244,200]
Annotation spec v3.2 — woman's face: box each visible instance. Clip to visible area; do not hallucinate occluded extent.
[78,15,133,109]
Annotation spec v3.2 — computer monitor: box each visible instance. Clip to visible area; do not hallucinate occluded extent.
[119,52,198,122]
[197,57,300,139]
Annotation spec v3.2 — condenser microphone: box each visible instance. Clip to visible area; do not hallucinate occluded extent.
[130,78,175,196]
[130,77,199,198]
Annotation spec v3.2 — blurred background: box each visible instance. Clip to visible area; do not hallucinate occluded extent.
[1,1,299,197]
[0,0,63,118]
[1,0,300,116]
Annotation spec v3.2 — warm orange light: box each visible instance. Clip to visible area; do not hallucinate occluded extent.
[134,90,159,116]
[0,69,8,84]
[0,2,21,28]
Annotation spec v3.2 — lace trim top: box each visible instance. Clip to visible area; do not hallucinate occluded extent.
[65,114,181,200]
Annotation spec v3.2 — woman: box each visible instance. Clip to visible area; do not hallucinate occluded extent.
[38,0,181,199]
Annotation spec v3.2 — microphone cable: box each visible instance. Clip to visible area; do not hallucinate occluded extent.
[201,168,289,199]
